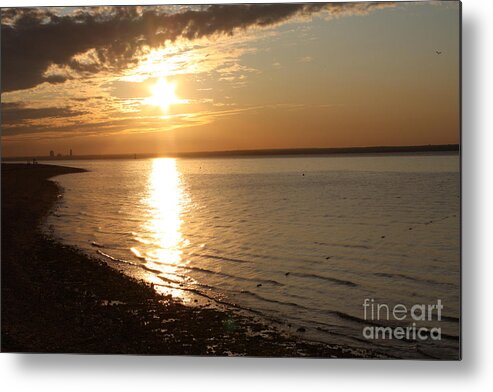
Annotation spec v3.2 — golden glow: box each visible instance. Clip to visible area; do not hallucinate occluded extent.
[122,45,195,82]
[147,158,183,264]
[144,78,188,112]
[140,158,191,299]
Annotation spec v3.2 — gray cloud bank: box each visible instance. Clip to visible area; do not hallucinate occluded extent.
[1,3,392,93]
[2,102,85,126]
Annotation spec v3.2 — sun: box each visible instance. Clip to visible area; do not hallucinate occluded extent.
[145,78,187,112]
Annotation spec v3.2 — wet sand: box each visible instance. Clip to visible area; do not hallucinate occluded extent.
[1,163,381,357]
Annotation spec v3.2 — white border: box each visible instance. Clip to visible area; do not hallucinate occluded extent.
[2,0,492,390]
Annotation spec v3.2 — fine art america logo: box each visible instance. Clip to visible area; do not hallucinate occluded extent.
[362,298,443,341]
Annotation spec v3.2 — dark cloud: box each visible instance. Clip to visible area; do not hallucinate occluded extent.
[43,74,72,84]
[2,102,85,124]
[1,3,392,93]
[1,112,165,138]
[70,96,104,102]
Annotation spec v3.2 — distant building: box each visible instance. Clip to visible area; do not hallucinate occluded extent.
[50,150,55,158]
[70,149,73,157]
[56,153,62,158]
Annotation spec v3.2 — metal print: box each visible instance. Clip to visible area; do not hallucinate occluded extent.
[1,2,461,359]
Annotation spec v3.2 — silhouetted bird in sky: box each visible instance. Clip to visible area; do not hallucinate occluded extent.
[436,50,442,55]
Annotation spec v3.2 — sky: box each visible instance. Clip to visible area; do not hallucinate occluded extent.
[1,1,460,157]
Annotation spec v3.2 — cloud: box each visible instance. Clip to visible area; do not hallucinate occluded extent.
[1,103,255,140]
[2,102,86,125]
[299,56,313,63]
[1,3,393,92]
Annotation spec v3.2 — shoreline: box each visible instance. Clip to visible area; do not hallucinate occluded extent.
[2,144,459,162]
[1,163,381,357]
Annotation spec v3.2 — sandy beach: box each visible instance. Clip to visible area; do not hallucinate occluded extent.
[1,163,380,357]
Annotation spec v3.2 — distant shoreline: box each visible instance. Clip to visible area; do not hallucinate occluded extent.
[3,144,459,162]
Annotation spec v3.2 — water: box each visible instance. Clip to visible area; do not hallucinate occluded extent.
[45,153,460,359]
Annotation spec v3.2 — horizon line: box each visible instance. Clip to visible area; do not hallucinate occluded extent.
[2,143,460,161]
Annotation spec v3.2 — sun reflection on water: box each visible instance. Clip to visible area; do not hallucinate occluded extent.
[140,158,191,299]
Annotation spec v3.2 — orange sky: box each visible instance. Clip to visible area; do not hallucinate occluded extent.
[1,2,460,157]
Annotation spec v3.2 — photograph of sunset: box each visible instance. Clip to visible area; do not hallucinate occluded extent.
[1,1,460,359]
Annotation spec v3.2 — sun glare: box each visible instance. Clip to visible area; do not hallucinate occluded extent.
[145,78,187,112]
[141,158,192,299]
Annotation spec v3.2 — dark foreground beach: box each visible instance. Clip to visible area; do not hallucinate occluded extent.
[1,163,380,357]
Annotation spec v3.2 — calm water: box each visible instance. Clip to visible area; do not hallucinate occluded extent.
[45,154,460,358]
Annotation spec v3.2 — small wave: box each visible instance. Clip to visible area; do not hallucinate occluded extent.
[374,272,456,287]
[331,310,377,326]
[289,272,358,287]
[152,281,261,312]
[141,264,164,275]
[314,241,371,250]
[96,250,197,287]
[197,253,251,264]
[156,274,184,286]
[97,251,161,278]
[184,265,283,286]
[133,236,152,245]
[239,289,313,311]
[130,247,146,260]
[96,250,139,266]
